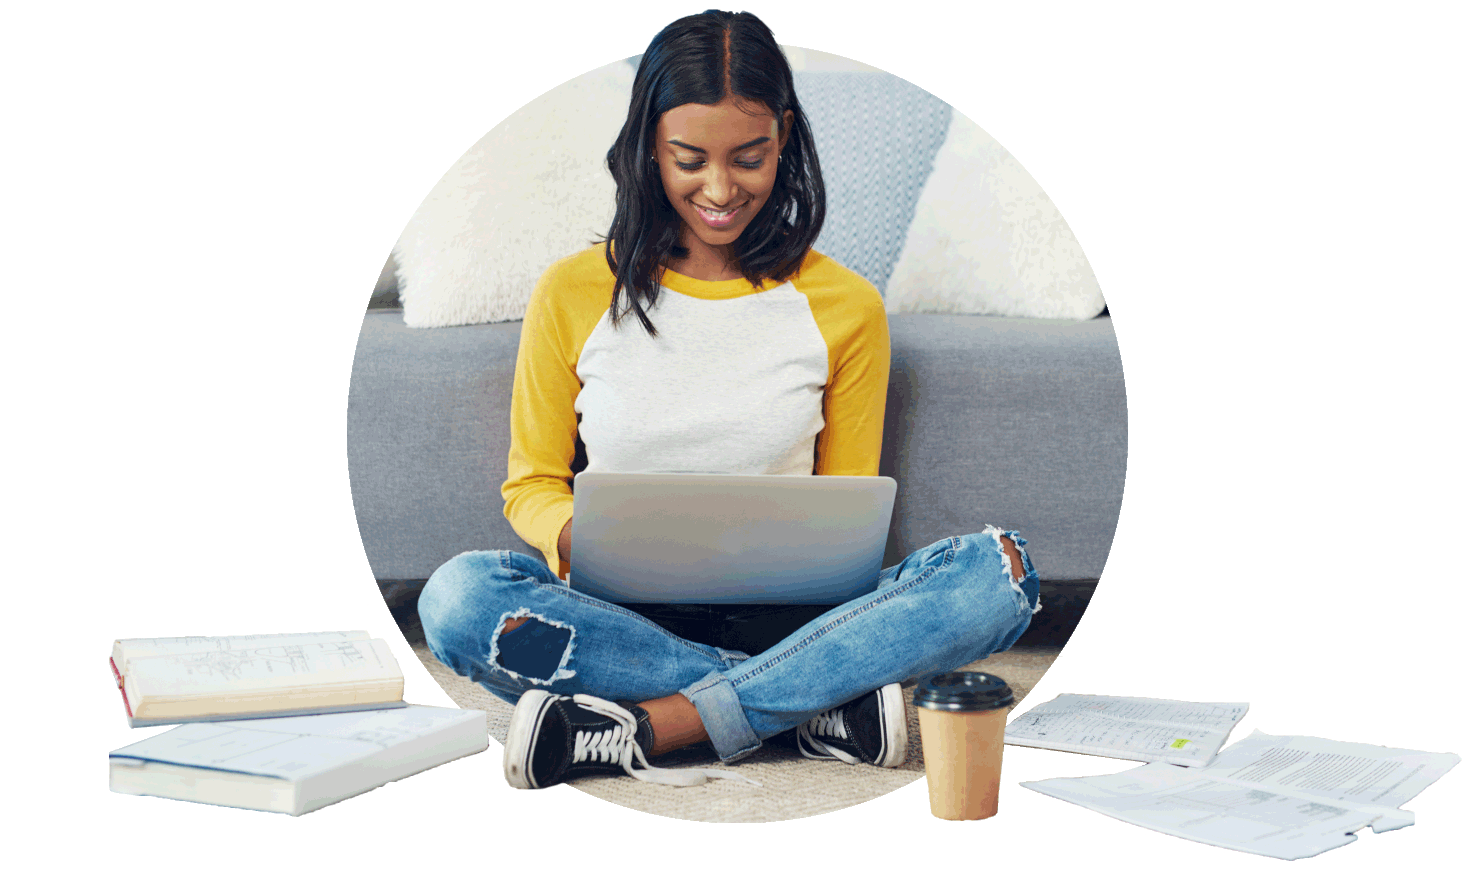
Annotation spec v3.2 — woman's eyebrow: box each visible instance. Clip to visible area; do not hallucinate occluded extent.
[665,136,772,153]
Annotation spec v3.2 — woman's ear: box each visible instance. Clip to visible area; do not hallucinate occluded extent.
[779,110,794,151]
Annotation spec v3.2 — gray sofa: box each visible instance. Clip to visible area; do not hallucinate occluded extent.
[349,309,1125,638]
[348,63,1128,642]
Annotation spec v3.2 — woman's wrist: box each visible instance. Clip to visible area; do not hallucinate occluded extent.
[558,518,573,564]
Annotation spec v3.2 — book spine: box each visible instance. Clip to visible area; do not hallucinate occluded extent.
[111,658,135,719]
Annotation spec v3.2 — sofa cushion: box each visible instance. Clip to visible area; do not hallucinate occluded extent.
[878,315,1126,576]
[885,111,1107,319]
[349,312,528,569]
[348,311,1126,583]
[799,72,953,293]
[392,60,634,328]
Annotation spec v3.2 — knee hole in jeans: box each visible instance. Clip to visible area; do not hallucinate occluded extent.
[997,535,1026,582]
[493,611,576,684]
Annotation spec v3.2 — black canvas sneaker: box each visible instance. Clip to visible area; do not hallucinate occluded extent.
[797,682,909,767]
[504,690,760,789]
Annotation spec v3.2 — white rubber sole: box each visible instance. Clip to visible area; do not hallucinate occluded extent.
[504,689,559,789]
[876,682,909,768]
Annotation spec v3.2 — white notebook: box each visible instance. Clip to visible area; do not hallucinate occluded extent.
[110,705,489,815]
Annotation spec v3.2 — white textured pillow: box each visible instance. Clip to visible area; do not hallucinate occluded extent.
[886,110,1106,319]
[394,60,635,328]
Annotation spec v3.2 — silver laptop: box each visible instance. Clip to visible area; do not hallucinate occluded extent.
[570,471,897,605]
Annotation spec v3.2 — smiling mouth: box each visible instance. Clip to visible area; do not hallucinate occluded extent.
[693,202,744,229]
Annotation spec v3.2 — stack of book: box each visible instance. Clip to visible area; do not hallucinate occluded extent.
[108,631,487,816]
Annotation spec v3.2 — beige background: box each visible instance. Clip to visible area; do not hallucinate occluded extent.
[16,2,1471,872]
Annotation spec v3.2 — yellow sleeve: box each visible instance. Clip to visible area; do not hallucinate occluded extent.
[797,252,892,477]
[501,246,611,577]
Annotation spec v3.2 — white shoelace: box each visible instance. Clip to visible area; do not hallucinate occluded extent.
[797,707,862,764]
[570,694,760,787]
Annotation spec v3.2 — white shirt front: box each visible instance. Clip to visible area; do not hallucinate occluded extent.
[574,282,831,476]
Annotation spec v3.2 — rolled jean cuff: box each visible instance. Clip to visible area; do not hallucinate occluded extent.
[682,671,760,763]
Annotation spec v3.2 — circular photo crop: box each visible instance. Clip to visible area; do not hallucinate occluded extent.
[348,11,1125,823]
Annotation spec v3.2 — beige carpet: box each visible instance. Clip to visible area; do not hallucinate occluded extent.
[413,641,1061,822]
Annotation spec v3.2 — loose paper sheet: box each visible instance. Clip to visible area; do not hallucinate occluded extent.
[1188,731,1460,832]
[1022,731,1460,860]
[1006,694,1248,766]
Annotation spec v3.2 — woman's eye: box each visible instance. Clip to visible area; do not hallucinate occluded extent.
[674,157,763,171]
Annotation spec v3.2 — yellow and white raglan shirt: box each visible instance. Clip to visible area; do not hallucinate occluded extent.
[502,243,890,579]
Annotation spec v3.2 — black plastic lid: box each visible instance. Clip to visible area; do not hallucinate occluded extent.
[913,672,1015,711]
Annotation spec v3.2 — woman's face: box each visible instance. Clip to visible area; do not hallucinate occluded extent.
[653,99,793,271]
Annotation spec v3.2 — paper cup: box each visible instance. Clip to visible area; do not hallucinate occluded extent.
[914,672,1015,820]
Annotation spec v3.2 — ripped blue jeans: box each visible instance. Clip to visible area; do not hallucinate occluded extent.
[418,529,1039,763]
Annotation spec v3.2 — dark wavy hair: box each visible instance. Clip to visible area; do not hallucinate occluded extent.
[604,9,826,335]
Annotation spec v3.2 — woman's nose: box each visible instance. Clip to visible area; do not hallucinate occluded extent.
[702,165,736,205]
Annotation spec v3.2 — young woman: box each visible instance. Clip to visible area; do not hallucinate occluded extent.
[419,10,1040,790]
